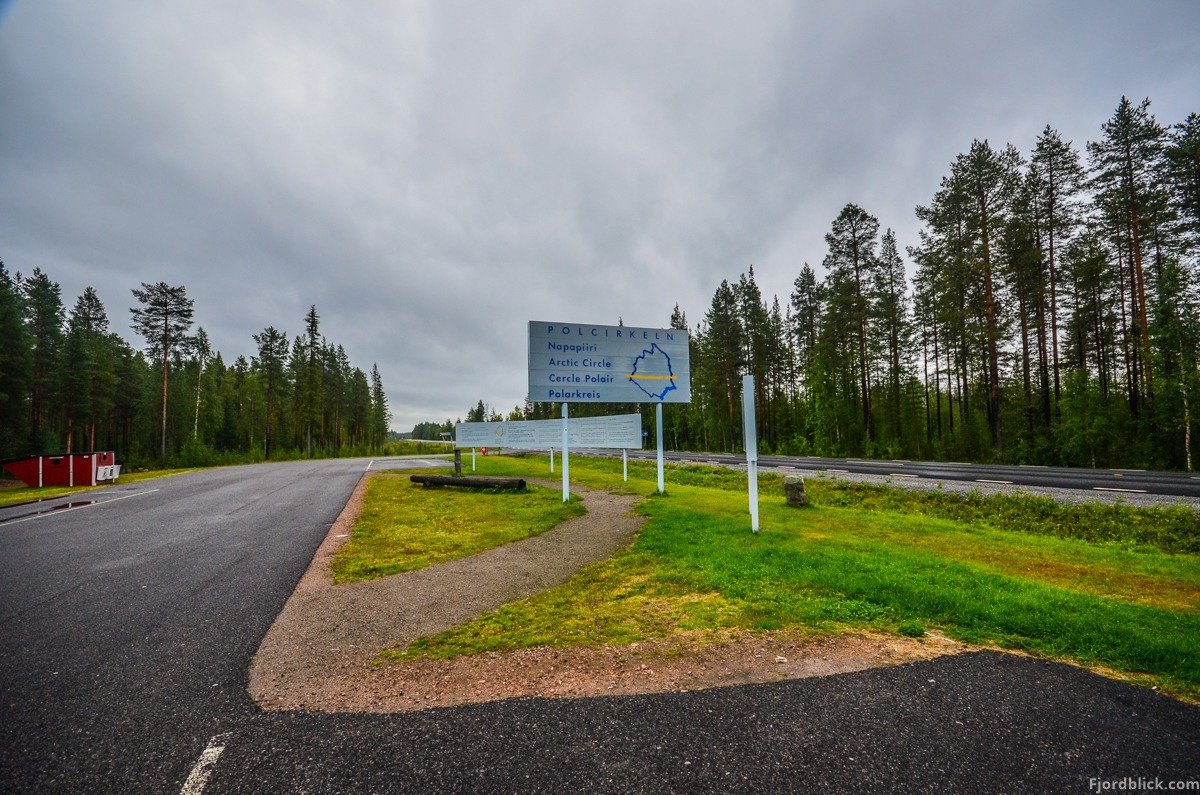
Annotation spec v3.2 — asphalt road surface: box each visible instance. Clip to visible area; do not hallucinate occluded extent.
[2,457,1196,793]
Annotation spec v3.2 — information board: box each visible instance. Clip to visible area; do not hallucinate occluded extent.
[455,413,642,449]
[528,321,691,403]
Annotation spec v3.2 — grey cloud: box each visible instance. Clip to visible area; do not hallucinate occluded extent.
[2,0,1196,429]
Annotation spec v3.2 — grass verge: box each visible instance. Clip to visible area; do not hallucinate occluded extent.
[331,472,585,583]
[384,454,1200,701]
[0,468,202,507]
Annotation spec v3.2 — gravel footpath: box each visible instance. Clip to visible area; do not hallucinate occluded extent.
[249,474,645,711]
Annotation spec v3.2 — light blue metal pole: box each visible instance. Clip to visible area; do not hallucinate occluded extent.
[656,403,665,494]
[562,403,570,502]
[743,375,759,533]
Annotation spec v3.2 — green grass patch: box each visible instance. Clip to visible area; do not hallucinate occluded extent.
[387,455,1200,700]
[331,472,585,583]
[804,478,1200,554]
[0,468,201,507]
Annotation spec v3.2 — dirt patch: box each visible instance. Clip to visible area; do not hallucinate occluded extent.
[250,473,964,714]
[311,631,963,714]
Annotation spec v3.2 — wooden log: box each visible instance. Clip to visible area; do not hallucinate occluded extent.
[409,474,526,490]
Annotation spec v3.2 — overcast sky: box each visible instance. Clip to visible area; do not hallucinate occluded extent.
[2,1,1197,431]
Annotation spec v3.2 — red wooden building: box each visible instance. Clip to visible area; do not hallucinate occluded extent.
[2,453,121,488]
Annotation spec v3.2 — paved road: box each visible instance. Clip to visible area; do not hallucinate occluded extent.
[0,457,438,793]
[2,457,1196,793]
[614,450,1200,500]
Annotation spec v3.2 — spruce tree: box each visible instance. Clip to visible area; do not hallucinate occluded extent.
[0,260,32,459]
[253,326,289,459]
[22,268,64,451]
[370,364,389,449]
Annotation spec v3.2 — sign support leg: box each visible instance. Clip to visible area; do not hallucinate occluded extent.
[623,448,628,482]
[549,447,554,473]
[562,403,570,502]
[743,375,759,533]
[656,403,665,494]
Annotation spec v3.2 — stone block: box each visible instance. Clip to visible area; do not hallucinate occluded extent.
[784,476,808,507]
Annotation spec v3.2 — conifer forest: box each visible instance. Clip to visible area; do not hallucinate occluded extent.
[0,270,390,468]
[6,97,1199,472]
[453,98,1200,471]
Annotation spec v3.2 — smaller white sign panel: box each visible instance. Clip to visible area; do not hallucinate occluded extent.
[455,413,642,449]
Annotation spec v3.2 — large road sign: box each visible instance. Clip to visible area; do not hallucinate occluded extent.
[528,321,691,404]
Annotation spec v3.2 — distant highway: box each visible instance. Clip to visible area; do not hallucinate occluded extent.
[599,450,1200,500]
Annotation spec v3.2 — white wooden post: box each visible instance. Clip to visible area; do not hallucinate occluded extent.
[743,375,759,533]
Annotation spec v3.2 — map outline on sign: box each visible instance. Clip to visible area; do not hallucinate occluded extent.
[627,343,677,401]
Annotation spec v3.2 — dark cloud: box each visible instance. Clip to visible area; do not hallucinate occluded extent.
[2,0,1196,428]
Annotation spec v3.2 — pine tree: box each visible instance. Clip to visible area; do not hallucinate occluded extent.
[953,140,1024,453]
[130,282,194,466]
[1088,97,1168,421]
[822,203,882,449]
[1031,126,1087,401]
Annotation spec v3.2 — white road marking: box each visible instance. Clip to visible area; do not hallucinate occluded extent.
[1018,464,1049,468]
[365,459,374,471]
[976,479,1013,485]
[889,473,918,479]
[1093,487,1148,494]
[826,469,849,474]
[0,489,161,528]
[180,733,231,795]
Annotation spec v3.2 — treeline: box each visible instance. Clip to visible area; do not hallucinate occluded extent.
[0,266,390,468]
[674,97,1200,468]
[451,97,1200,470]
